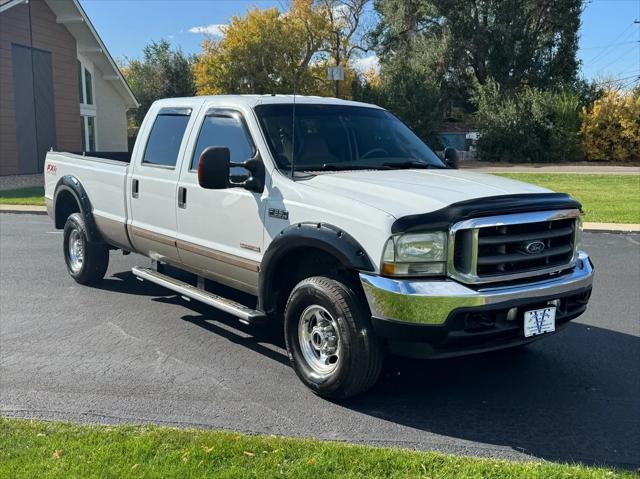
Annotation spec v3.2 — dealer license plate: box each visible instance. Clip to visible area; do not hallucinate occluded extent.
[523,307,556,338]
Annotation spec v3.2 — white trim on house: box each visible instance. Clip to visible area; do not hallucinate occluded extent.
[51,0,138,109]
[0,0,27,14]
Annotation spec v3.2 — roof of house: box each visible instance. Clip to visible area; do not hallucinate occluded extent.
[1,0,138,109]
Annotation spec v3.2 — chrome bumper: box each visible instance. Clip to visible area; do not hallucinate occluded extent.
[360,251,594,326]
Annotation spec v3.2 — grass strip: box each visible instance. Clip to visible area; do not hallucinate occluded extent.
[1,174,639,224]
[497,173,640,224]
[0,418,632,479]
[0,186,45,206]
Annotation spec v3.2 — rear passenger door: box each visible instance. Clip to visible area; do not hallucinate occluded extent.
[128,107,195,263]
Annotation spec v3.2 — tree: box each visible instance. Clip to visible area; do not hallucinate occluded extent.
[373,0,582,109]
[581,89,640,162]
[123,40,196,128]
[193,2,328,95]
[315,0,372,97]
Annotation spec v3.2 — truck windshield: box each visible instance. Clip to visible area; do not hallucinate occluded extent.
[254,104,445,172]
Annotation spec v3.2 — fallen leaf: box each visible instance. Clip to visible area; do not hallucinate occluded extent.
[131,464,139,470]
[307,457,317,465]
[37,433,46,437]
[53,450,63,459]
[201,446,214,453]
[243,451,255,457]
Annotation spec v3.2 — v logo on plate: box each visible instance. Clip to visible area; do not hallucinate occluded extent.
[533,309,548,333]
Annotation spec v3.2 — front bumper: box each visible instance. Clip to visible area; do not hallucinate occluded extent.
[360,251,594,358]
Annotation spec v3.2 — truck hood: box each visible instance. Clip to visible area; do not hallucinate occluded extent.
[303,169,552,219]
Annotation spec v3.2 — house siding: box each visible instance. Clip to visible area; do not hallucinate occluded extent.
[0,0,81,175]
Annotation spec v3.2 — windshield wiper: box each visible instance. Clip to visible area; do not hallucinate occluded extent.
[382,160,444,169]
[319,163,390,171]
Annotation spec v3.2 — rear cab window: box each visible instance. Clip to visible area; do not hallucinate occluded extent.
[142,108,192,168]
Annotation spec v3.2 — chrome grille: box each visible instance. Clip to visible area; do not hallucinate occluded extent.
[448,210,581,284]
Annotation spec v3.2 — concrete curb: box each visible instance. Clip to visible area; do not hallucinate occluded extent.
[583,222,640,233]
[1,204,638,233]
[0,205,47,215]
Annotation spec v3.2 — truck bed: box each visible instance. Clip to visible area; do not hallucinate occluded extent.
[44,151,131,249]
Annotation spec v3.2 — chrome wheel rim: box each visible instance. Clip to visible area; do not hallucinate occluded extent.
[68,229,85,273]
[298,305,341,375]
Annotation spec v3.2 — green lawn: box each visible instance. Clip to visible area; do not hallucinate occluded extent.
[496,174,640,224]
[0,419,631,479]
[1,174,639,224]
[0,186,45,206]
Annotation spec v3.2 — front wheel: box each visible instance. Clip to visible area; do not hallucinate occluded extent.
[63,213,109,285]
[284,276,383,399]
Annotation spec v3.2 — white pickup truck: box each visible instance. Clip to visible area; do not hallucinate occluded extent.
[45,95,594,398]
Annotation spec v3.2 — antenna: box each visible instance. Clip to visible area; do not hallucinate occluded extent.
[290,73,297,179]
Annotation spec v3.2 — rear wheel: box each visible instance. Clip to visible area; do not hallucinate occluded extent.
[63,213,109,284]
[284,276,383,399]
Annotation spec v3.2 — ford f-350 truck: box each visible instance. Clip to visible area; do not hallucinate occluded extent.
[44,95,594,398]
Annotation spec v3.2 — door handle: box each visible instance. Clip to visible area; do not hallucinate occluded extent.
[178,186,187,209]
[132,179,139,198]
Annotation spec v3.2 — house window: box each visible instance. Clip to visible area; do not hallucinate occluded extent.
[77,60,83,103]
[78,61,94,106]
[81,115,96,152]
[84,68,93,105]
[80,115,86,150]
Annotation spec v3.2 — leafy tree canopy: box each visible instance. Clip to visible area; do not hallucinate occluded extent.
[194,1,329,95]
[123,40,196,128]
[373,0,582,107]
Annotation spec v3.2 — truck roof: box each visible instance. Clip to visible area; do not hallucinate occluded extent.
[151,94,384,110]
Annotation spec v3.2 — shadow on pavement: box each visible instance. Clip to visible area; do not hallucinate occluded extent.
[111,266,639,469]
[92,271,170,297]
[162,291,639,469]
[343,323,640,469]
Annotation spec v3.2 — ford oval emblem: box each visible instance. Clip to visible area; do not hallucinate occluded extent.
[522,240,546,255]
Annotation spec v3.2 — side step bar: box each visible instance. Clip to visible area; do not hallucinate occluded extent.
[132,266,267,323]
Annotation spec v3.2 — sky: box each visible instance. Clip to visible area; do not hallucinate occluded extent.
[80,0,640,86]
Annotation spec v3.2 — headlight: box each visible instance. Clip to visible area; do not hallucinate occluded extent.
[381,232,447,276]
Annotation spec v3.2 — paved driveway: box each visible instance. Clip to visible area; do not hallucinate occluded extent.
[1,213,638,468]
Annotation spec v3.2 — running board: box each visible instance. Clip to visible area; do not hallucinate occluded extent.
[132,266,266,323]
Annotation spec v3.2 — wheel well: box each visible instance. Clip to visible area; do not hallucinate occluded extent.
[54,190,80,229]
[268,246,360,315]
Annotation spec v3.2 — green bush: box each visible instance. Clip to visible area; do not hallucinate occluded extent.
[472,80,583,162]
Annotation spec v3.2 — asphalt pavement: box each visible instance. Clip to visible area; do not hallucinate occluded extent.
[1,213,638,468]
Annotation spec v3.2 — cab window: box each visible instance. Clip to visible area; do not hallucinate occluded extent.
[142,113,190,167]
[191,113,256,173]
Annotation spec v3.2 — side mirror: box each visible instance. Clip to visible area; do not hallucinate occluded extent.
[444,147,459,169]
[198,147,230,189]
[197,146,265,193]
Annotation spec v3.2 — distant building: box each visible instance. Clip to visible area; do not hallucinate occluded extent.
[0,0,138,176]
[437,122,477,151]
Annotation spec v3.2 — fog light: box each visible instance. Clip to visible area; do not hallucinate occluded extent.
[506,307,518,321]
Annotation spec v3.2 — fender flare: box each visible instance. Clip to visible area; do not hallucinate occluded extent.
[53,175,102,243]
[258,222,374,312]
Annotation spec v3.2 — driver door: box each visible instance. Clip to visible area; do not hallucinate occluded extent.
[176,108,265,294]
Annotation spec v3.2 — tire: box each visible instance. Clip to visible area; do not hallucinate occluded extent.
[63,213,109,285]
[284,276,383,399]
